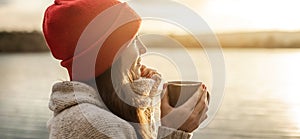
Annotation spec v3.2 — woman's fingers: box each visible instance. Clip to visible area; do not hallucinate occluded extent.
[161,83,173,120]
[193,86,208,115]
[140,65,146,71]
[141,69,149,77]
[141,66,159,78]
[192,84,209,128]
[199,112,208,125]
[161,83,170,107]
[161,83,210,133]
[140,65,147,76]
[146,71,156,78]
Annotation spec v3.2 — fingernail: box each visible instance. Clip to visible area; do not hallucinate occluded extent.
[163,83,167,89]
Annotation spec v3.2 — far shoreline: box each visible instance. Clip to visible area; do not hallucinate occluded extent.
[1,31,300,53]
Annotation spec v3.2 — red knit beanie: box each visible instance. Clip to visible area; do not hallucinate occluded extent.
[43,0,141,81]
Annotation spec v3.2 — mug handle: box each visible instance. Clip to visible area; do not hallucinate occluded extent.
[207,91,211,105]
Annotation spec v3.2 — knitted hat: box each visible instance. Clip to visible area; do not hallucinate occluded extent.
[43,0,141,81]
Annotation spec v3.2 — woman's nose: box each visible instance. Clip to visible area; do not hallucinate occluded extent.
[138,44,147,55]
[136,37,147,55]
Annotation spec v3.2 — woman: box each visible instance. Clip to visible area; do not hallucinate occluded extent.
[43,0,209,138]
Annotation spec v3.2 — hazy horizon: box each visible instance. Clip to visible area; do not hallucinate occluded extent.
[1,1,300,138]
[1,0,300,33]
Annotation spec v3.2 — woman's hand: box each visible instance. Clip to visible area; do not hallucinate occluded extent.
[140,65,161,78]
[160,84,209,133]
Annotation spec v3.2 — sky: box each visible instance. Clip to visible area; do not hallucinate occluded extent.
[0,0,300,33]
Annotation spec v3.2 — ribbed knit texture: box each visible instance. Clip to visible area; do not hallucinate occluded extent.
[47,81,193,139]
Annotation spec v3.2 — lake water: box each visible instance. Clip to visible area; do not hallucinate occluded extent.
[1,49,300,139]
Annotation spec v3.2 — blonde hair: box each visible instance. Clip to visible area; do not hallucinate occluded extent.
[137,107,154,139]
[85,59,155,139]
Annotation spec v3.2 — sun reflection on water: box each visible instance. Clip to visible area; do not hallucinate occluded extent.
[275,52,300,133]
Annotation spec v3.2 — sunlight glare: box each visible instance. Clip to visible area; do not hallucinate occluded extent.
[201,0,300,32]
[276,53,300,132]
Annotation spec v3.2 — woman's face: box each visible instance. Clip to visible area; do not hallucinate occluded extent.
[127,36,147,80]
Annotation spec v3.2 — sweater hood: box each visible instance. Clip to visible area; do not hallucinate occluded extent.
[49,81,107,116]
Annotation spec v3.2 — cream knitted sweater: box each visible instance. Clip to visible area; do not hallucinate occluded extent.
[47,81,192,139]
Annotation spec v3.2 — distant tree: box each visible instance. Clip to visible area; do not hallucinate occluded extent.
[0,31,49,53]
